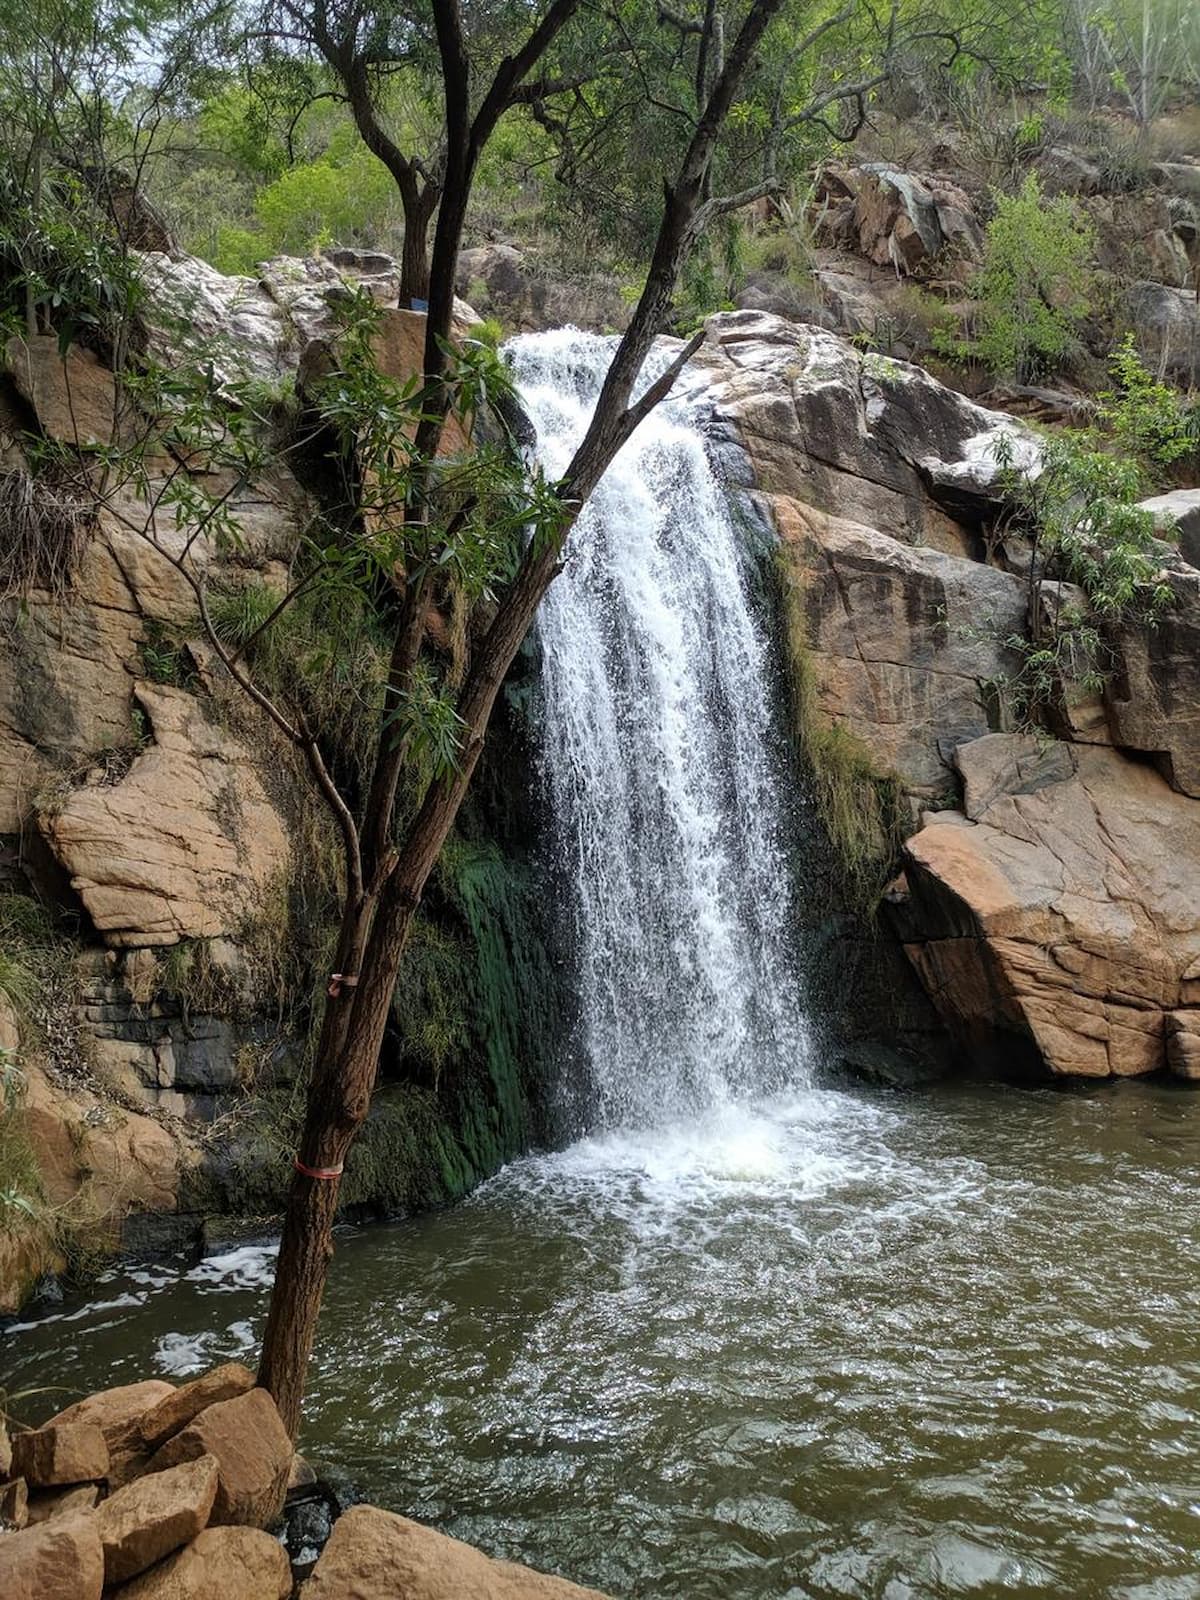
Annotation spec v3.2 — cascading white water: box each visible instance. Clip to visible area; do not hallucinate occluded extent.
[507,329,810,1129]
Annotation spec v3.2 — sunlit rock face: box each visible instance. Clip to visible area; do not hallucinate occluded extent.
[692,309,1200,1080]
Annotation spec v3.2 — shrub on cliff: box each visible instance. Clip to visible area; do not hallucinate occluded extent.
[943,174,1096,382]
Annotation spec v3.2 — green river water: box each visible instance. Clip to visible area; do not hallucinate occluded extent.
[4,1078,1199,1599]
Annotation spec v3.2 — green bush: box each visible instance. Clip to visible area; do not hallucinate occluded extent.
[945,174,1095,381]
[1097,336,1199,483]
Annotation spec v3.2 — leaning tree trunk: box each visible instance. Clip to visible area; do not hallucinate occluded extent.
[257,532,569,1437]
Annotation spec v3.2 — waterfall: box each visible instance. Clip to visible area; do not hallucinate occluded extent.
[508,329,810,1129]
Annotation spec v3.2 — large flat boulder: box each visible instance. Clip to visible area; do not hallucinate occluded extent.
[115,1525,292,1599]
[302,1505,611,1599]
[96,1454,219,1584]
[892,734,1200,1077]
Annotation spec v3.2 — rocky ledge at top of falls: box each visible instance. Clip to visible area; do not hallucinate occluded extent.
[691,309,1200,1082]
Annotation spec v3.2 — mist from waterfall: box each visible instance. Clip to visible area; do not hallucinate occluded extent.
[507,329,810,1130]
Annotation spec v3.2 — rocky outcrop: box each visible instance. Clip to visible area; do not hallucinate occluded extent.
[695,308,1200,1083]
[455,243,629,334]
[694,310,1038,797]
[892,735,1200,1079]
[42,684,290,948]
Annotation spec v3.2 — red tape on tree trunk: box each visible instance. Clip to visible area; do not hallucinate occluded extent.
[293,1157,345,1180]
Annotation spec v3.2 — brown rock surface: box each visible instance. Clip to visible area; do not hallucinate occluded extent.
[115,1525,293,1600]
[96,1454,219,1584]
[0,1513,104,1600]
[42,683,290,947]
[302,1505,611,1600]
[148,1388,291,1528]
[0,1477,28,1528]
[892,734,1200,1077]
[26,1483,101,1524]
[48,1378,176,1489]
[11,1422,109,1487]
[139,1364,256,1450]
[49,1380,174,1444]
[4,335,134,448]
[772,497,1025,796]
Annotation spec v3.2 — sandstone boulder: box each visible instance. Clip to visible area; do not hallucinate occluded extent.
[892,734,1200,1077]
[1104,558,1200,797]
[148,1388,291,1528]
[4,335,135,448]
[11,1422,108,1488]
[455,243,629,335]
[49,1380,175,1441]
[0,1513,104,1600]
[96,1454,219,1584]
[41,683,290,948]
[1139,487,1200,569]
[1125,281,1200,385]
[115,1525,292,1600]
[772,496,1025,796]
[139,1364,256,1450]
[302,1504,611,1600]
[48,1378,176,1489]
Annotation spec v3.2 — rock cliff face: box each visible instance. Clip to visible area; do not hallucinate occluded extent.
[0,249,554,1308]
[693,309,1200,1083]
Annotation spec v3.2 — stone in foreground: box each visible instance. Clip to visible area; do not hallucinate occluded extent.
[11,1422,109,1487]
[115,1525,293,1600]
[302,1504,611,1599]
[148,1388,291,1527]
[49,1380,176,1487]
[0,1513,104,1600]
[97,1453,219,1584]
[138,1363,256,1450]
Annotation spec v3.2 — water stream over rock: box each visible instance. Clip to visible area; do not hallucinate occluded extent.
[510,329,808,1127]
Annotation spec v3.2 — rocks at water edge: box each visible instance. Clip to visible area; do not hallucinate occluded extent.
[95,1455,219,1584]
[0,1362,617,1599]
[137,1364,256,1451]
[115,1525,293,1599]
[891,734,1200,1078]
[147,1388,293,1528]
[11,1421,110,1487]
[302,1503,612,1599]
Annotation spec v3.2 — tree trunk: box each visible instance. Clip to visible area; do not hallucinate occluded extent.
[398,191,434,305]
